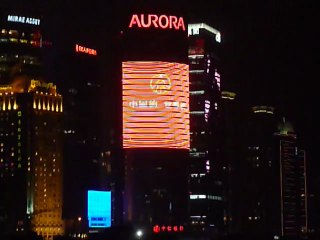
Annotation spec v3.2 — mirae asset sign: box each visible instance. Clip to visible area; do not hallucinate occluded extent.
[7,15,40,26]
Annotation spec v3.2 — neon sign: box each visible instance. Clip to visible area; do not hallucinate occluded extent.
[7,15,40,25]
[153,225,184,233]
[122,61,190,149]
[129,14,185,31]
[75,44,97,56]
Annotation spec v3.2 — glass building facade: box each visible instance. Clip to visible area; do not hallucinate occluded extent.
[188,23,224,235]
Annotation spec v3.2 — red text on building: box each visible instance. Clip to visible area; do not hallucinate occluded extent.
[129,14,186,31]
[75,44,97,56]
[153,225,184,233]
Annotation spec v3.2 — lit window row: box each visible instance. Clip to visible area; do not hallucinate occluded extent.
[33,96,63,112]
[190,111,204,115]
[190,173,206,178]
[189,194,222,201]
[248,216,260,220]
[189,70,205,74]
[188,54,204,59]
[190,90,205,95]
[1,96,18,111]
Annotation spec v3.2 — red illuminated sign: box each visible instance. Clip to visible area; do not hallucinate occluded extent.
[75,44,97,56]
[153,225,184,233]
[122,61,190,149]
[129,14,186,31]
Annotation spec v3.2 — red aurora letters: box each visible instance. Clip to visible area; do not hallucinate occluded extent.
[129,14,186,31]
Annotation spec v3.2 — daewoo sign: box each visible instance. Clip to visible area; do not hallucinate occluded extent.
[129,14,186,31]
[75,44,97,56]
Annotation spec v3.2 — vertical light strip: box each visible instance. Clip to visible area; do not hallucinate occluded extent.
[304,150,308,231]
[280,140,284,236]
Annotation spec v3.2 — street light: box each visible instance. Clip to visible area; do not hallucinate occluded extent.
[136,229,143,239]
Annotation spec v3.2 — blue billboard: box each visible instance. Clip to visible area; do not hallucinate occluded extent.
[87,190,111,228]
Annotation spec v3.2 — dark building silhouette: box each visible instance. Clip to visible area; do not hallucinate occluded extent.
[236,107,308,239]
[51,24,110,235]
[274,118,308,238]
[220,90,237,234]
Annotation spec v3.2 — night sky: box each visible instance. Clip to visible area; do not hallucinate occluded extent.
[2,0,318,191]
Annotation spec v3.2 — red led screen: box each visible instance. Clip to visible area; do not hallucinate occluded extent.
[122,61,189,149]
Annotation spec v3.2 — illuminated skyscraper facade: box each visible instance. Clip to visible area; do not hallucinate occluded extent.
[119,6,190,237]
[0,79,64,239]
[187,23,224,234]
[0,11,63,239]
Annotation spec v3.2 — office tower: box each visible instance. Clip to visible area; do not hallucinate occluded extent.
[0,79,64,239]
[54,38,103,223]
[0,10,64,239]
[187,23,224,235]
[119,5,190,237]
[274,118,308,238]
[220,91,237,233]
[240,105,277,238]
[240,107,308,239]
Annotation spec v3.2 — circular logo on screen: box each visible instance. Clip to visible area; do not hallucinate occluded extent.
[150,74,171,94]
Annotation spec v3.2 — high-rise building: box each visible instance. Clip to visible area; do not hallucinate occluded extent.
[0,79,64,239]
[274,118,308,238]
[238,107,308,239]
[54,38,105,228]
[0,11,52,84]
[46,6,112,231]
[239,106,277,238]
[187,23,224,235]
[0,10,64,239]
[118,5,190,237]
[220,91,238,234]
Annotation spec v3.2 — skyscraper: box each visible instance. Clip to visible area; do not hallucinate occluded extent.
[0,10,63,239]
[239,106,277,238]
[187,23,224,235]
[274,119,308,238]
[54,38,104,227]
[0,79,64,239]
[220,91,237,234]
[118,5,190,237]
[238,107,308,239]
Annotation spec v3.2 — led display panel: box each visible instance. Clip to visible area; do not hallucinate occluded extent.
[87,190,111,228]
[122,61,189,149]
